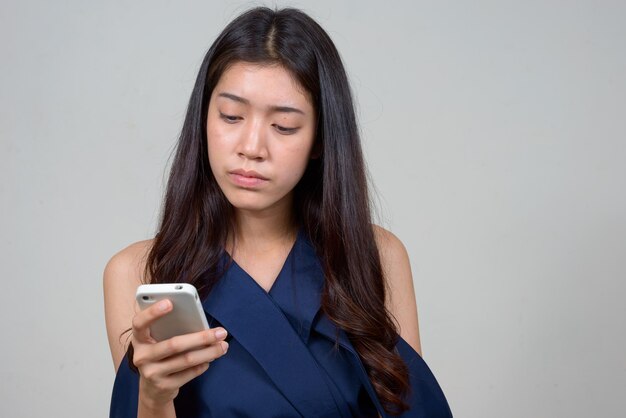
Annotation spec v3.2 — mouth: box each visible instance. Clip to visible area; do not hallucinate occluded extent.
[228,169,269,188]
[229,169,269,180]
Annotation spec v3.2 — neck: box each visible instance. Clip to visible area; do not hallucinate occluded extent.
[227,202,297,255]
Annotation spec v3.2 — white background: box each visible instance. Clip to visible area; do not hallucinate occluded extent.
[1,1,625,417]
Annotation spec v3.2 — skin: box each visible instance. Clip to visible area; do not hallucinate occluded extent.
[103,62,421,418]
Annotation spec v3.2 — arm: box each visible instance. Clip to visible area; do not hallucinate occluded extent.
[373,225,423,356]
[103,240,177,418]
[104,241,229,418]
[103,240,151,370]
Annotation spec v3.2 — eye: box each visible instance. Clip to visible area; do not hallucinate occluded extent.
[219,112,241,124]
[273,124,298,135]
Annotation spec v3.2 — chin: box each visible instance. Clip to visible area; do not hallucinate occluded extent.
[230,202,268,211]
[224,190,292,214]
[224,194,274,212]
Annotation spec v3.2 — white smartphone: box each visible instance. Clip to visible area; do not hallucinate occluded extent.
[135,283,210,341]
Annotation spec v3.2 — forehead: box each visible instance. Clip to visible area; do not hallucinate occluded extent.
[212,62,313,109]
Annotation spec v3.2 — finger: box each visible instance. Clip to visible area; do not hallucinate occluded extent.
[159,341,228,375]
[160,362,211,391]
[132,299,172,343]
[150,328,228,362]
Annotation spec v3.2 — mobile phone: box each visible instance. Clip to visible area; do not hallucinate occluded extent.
[135,283,210,341]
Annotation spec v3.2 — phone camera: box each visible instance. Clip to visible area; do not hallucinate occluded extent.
[175,285,183,290]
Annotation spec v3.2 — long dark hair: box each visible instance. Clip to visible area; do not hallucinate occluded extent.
[145,7,410,414]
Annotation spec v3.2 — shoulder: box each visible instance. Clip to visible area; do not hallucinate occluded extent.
[371,225,411,303]
[372,225,423,356]
[372,224,410,269]
[103,239,154,371]
[104,239,153,285]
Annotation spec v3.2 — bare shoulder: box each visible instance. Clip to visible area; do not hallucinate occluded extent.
[372,225,409,268]
[104,239,153,285]
[372,225,423,356]
[103,239,154,371]
[372,225,412,295]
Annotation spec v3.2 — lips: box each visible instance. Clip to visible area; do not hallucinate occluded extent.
[229,169,269,180]
[228,169,269,188]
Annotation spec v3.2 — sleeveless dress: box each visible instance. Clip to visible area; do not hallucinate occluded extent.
[110,229,453,417]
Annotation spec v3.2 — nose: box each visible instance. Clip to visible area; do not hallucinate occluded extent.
[236,118,268,161]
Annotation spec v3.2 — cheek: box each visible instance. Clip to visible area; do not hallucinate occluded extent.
[206,122,229,160]
[279,142,314,181]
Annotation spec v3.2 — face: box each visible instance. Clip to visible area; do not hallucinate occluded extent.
[206,62,317,215]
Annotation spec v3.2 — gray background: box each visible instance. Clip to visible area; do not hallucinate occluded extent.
[1,0,624,417]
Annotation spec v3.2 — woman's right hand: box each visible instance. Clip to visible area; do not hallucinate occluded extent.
[131,299,229,411]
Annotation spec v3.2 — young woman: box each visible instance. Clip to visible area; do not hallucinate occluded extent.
[104,7,452,418]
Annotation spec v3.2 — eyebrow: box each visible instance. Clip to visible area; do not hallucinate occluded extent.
[217,92,306,115]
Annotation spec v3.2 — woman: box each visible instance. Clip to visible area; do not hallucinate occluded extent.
[104,6,452,418]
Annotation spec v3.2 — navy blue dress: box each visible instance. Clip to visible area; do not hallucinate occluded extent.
[110,230,452,417]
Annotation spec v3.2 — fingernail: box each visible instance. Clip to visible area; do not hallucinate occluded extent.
[158,300,171,311]
[220,341,229,354]
[215,328,227,339]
